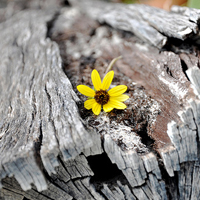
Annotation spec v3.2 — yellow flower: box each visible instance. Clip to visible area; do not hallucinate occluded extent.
[77,69,129,115]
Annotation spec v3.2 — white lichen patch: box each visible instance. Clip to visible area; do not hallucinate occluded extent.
[109,122,148,152]
[86,112,149,153]
[148,100,160,126]
[128,84,160,127]
[158,74,188,99]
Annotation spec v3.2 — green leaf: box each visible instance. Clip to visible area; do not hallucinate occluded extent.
[187,0,200,9]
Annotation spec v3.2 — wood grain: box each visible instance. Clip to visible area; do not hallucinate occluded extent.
[0,8,93,192]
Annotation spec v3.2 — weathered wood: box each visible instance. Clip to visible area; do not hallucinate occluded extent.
[0,4,95,193]
[1,0,200,199]
[69,0,200,48]
[171,5,200,24]
[104,134,147,187]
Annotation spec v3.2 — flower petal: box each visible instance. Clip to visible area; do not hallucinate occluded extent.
[110,94,129,102]
[77,85,95,97]
[109,99,127,109]
[92,102,101,115]
[103,102,114,112]
[84,99,96,110]
[108,85,127,96]
[91,69,102,91]
[102,70,114,90]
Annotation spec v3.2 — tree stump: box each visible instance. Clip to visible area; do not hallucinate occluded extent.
[1,0,200,199]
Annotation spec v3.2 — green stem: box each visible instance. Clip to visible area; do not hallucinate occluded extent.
[104,56,122,76]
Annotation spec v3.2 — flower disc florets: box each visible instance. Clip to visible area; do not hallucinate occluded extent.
[94,90,109,105]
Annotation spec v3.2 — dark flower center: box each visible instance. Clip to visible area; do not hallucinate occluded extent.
[94,89,109,105]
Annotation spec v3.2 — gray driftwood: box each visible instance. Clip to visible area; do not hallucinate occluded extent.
[1,0,200,199]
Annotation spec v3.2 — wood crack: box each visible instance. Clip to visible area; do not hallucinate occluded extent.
[31,188,55,200]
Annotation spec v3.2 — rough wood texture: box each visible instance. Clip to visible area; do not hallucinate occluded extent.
[0,3,95,194]
[69,0,200,48]
[1,0,200,199]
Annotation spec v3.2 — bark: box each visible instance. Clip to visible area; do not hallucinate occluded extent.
[1,0,200,199]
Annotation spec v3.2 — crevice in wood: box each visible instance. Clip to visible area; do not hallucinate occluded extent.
[56,155,73,180]
[159,160,179,200]
[31,187,54,200]
[164,64,174,79]
[42,170,67,193]
[180,59,190,81]
[97,191,110,200]
[190,107,200,145]
[23,197,31,200]
[86,152,139,199]
[34,115,42,155]
[43,84,60,149]
[32,116,45,173]
[44,85,53,122]
[169,171,180,200]
[88,153,122,184]
[29,73,35,96]
[189,166,194,200]
[1,187,24,198]
[78,179,100,200]
[162,37,198,54]
[137,122,155,154]
[63,0,71,7]
[46,11,60,39]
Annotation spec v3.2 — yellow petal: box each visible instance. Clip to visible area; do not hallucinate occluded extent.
[77,85,95,97]
[102,70,114,90]
[110,94,129,102]
[109,99,127,109]
[92,102,101,115]
[91,69,102,91]
[108,85,127,97]
[84,99,96,110]
[103,103,114,112]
